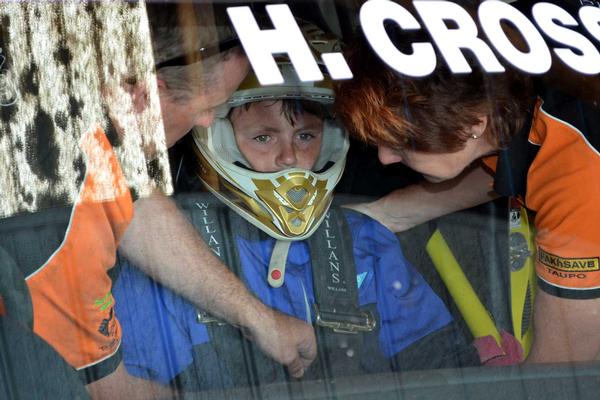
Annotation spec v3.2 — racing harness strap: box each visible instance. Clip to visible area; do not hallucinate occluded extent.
[180,194,376,334]
[174,194,384,389]
[307,209,378,382]
[307,211,375,334]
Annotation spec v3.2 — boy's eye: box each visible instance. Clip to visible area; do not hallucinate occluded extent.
[253,135,271,143]
[298,132,315,141]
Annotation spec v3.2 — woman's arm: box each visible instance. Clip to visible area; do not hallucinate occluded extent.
[346,164,498,233]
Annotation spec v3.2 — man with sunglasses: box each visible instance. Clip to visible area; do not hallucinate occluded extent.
[89,3,319,398]
[0,2,317,398]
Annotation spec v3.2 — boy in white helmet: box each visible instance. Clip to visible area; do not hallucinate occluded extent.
[114,58,478,391]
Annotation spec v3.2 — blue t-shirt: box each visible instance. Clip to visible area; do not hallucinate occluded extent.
[114,211,452,384]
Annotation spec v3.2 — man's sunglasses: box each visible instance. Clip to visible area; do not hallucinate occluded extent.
[154,36,241,69]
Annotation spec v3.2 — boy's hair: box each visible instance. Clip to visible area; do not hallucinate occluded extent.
[233,99,329,126]
[335,32,534,153]
[146,2,242,103]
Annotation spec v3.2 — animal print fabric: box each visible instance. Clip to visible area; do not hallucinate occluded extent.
[0,1,172,218]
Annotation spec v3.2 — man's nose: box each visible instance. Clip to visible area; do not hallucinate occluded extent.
[377,146,403,165]
[195,110,216,128]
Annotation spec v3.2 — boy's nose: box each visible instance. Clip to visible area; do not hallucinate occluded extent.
[276,142,298,168]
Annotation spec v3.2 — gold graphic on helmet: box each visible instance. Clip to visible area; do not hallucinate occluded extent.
[254,174,328,236]
[194,144,283,235]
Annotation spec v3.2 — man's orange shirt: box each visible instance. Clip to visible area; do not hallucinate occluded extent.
[24,126,133,376]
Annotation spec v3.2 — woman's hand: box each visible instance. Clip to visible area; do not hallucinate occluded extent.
[343,164,498,233]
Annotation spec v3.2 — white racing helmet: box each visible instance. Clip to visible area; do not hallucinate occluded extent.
[191,31,349,240]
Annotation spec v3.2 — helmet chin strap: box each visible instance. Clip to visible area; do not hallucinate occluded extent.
[268,240,292,288]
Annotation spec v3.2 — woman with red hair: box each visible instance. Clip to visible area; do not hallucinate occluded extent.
[335,27,600,363]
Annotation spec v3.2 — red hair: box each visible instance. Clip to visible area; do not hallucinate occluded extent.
[335,36,533,153]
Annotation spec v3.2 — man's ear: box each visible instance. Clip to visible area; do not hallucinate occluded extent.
[154,77,171,104]
[122,78,152,113]
[134,82,151,113]
[155,76,167,92]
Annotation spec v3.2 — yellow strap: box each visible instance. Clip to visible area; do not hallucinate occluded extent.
[426,229,502,346]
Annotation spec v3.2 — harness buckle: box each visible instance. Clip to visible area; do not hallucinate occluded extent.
[196,310,227,326]
[313,304,376,334]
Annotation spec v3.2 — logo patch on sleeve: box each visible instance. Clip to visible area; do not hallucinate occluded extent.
[356,272,368,289]
[538,249,599,272]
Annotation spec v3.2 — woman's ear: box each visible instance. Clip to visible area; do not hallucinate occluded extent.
[471,115,488,139]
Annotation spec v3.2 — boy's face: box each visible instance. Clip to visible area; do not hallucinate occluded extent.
[229,101,323,173]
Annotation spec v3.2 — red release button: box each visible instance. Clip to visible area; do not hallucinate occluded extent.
[271,269,282,280]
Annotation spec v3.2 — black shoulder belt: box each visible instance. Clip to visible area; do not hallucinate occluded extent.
[307,211,376,334]
[173,193,388,390]
[174,193,375,332]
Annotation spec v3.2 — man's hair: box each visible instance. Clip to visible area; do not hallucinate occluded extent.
[335,33,534,153]
[146,2,242,102]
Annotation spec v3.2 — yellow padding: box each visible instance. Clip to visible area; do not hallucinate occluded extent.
[426,229,501,346]
[508,204,536,358]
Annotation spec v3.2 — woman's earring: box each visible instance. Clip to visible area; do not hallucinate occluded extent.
[471,134,479,139]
